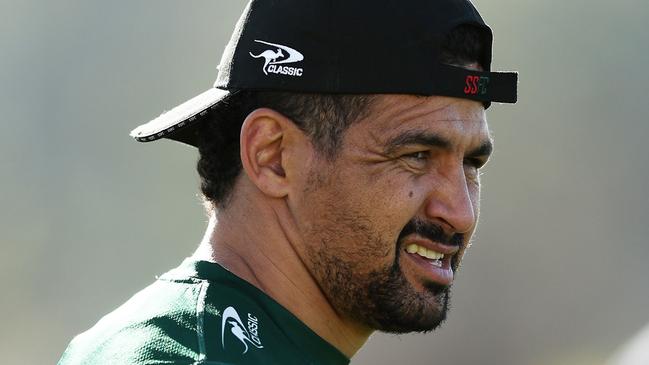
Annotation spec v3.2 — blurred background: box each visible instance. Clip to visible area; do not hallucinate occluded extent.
[1,1,648,364]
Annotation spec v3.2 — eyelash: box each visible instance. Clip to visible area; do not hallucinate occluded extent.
[464,157,485,169]
[401,152,486,170]
[405,151,428,160]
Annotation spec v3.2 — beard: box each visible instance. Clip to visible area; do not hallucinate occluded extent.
[363,252,451,333]
[307,216,462,333]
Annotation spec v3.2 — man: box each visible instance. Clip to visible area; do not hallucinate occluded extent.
[59,0,517,364]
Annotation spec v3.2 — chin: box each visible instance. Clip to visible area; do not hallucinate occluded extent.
[356,265,452,334]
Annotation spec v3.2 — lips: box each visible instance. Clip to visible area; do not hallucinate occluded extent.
[402,238,459,286]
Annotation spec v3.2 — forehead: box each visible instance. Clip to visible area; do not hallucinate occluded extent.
[353,94,490,146]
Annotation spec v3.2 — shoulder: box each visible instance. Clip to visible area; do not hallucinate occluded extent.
[58,277,205,364]
[58,260,347,365]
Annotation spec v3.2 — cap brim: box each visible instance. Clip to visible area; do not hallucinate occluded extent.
[130,88,229,146]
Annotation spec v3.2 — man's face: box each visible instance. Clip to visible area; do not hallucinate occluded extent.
[291,94,492,333]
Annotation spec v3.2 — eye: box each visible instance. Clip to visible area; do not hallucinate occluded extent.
[464,157,486,170]
[398,150,429,170]
[404,151,428,161]
[464,158,486,185]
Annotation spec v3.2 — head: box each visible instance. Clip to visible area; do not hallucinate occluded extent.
[197,25,492,333]
[293,94,490,332]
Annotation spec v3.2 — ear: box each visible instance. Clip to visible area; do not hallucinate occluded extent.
[239,108,306,199]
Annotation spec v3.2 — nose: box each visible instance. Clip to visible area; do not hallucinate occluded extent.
[423,165,477,235]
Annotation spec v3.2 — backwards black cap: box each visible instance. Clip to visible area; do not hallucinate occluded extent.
[131,0,518,147]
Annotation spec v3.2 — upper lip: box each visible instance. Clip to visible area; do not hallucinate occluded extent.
[402,235,461,256]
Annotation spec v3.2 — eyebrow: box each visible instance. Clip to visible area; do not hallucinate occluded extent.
[467,140,493,159]
[384,131,451,154]
[384,130,493,158]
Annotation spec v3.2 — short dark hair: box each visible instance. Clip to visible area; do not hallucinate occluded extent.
[197,24,488,210]
[196,91,374,209]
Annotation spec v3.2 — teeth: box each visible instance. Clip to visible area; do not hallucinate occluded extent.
[405,244,444,260]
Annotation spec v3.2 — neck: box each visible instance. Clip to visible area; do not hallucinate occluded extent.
[192,184,372,358]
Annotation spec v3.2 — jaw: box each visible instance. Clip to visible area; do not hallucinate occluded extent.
[365,257,451,334]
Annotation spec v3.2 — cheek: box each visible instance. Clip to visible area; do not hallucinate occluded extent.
[307,164,424,258]
[337,189,413,260]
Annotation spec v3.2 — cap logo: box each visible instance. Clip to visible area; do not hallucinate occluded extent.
[464,75,490,96]
[249,40,304,77]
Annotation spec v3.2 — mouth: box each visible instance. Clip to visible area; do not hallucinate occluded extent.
[402,239,459,287]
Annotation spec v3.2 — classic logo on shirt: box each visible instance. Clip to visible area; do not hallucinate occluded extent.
[249,40,304,77]
[221,306,264,354]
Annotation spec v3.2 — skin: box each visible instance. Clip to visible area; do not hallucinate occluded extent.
[193,94,492,358]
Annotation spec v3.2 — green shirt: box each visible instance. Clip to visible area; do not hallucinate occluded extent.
[59,259,349,365]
